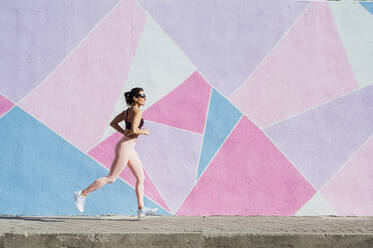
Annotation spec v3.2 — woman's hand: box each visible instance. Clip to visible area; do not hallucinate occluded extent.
[123,129,131,136]
[143,128,150,135]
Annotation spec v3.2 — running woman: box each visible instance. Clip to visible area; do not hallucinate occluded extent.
[74,87,159,218]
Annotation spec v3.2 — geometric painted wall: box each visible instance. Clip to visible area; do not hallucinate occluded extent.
[1,0,373,216]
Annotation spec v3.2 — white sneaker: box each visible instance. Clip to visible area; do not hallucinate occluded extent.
[74,190,86,212]
[137,206,159,218]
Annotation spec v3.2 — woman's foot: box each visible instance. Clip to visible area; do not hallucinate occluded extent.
[74,190,86,212]
[137,206,159,218]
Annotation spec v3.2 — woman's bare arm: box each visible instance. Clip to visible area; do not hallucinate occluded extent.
[110,110,126,134]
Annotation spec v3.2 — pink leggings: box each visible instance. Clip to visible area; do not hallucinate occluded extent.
[83,136,145,209]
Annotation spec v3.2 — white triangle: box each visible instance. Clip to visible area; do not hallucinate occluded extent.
[100,16,196,142]
[295,192,338,216]
[329,2,373,88]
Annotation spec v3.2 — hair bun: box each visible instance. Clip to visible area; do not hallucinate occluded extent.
[124,87,144,106]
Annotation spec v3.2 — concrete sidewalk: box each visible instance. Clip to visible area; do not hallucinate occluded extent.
[1,215,373,247]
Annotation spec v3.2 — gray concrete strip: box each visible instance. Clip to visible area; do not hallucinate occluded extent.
[1,215,373,247]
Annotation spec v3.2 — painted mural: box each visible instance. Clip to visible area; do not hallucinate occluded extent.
[1,0,373,216]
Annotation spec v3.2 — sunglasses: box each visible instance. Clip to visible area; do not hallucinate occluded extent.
[136,93,146,99]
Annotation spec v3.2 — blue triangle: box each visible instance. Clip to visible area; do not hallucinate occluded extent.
[360,2,373,15]
[197,89,242,180]
[0,107,170,216]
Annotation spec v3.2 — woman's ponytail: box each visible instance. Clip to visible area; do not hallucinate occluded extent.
[124,87,144,106]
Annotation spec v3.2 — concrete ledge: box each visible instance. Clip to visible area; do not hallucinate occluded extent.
[1,233,203,248]
[1,216,373,248]
[204,233,373,248]
[2,232,373,248]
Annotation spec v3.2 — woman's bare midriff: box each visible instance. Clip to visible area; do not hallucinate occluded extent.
[123,129,140,141]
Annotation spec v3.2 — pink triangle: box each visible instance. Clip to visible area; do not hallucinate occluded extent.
[321,136,373,216]
[0,94,14,118]
[230,2,358,128]
[176,116,315,216]
[18,0,147,151]
[88,132,171,213]
[143,71,211,134]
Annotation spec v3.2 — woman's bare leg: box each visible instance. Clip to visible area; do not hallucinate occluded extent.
[82,137,135,196]
[127,149,145,209]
